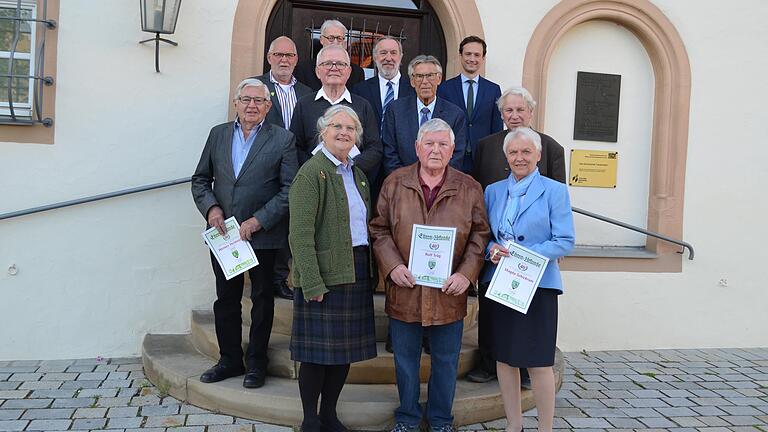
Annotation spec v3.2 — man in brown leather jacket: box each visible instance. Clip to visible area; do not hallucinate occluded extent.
[370,118,490,432]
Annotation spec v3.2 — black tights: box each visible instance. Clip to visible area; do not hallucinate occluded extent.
[298,362,350,429]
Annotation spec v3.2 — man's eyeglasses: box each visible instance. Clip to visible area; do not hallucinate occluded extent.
[412,72,440,82]
[318,61,350,70]
[321,35,346,43]
[237,96,268,105]
[270,52,297,59]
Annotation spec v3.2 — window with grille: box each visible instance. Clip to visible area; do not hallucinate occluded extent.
[0,0,55,126]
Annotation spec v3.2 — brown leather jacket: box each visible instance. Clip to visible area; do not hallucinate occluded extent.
[370,164,490,326]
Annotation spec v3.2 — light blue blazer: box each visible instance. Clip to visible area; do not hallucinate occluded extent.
[482,173,575,292]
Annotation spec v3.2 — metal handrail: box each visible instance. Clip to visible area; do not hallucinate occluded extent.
[1,178,694,260]
[0,177,191,221]
[572,206,694,260]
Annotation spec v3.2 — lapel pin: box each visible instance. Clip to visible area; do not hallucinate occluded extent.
[320,171,326,180]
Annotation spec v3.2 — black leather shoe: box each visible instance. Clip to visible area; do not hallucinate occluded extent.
[243,369,266,388]
[274,280,294,300]
[320,415,348,432]
[466,368,497,383]
[199,363,244,383]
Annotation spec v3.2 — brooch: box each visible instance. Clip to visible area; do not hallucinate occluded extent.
[361,181,366,187]
[320,171,326,180]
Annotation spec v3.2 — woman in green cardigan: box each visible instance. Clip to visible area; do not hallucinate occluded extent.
[288,105,377,432]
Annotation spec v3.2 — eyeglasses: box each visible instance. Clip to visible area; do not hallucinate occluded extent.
[322,35,346,42]
[412,72,440,82]
[237,96,268,105]
[318,61,350,70]
[270,52,297,59]
[329,123,357,133]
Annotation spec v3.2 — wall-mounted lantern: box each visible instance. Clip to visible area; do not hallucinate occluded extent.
[139,0,182,73]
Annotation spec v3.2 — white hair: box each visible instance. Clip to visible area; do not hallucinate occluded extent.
[317,105,363,144]
[320,19,347,35]
[407,55,443,77]
[503,127,542,153]
[316,45,351,66]
[497,86,537,112]
[416,118,455,144]
[268,36,297,53]
[234,78,269,99]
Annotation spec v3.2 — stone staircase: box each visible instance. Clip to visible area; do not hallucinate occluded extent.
[142,292,564,430]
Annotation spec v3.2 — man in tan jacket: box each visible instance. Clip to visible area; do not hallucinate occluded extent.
[370,118,490,432]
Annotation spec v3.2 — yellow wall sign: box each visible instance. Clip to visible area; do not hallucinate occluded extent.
[569,150,618,188]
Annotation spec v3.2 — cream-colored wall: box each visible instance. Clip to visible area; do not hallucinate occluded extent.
[479,0,768,350]
[1,0,767,360]
[0,0,239,360]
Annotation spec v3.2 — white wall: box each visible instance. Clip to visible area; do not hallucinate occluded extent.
[479,0,768,350]
[0,0,239,360]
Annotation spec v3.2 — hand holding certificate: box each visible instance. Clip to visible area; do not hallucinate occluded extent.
[407,224,457,288]
[202,216,259,280]
[485,242,549,314]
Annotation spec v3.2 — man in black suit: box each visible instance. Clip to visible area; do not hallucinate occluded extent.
[192,78,298,389]
[351,36,415,128]
[467,86,565,385]
[289,45,381,181]
[293,19,365,91]
[253,36,312,302]
[381,55,467,176]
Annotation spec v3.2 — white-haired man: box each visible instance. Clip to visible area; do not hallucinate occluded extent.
[294,19,365,91]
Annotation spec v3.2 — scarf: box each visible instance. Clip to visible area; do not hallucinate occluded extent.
[498,168,540,243]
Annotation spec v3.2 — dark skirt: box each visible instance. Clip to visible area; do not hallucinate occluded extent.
[290,246,377,365]
[490,288,558,368]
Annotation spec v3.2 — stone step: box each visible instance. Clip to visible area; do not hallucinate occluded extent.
[143,333,563,429]
[241,295,480,341]
[190,309,480,383]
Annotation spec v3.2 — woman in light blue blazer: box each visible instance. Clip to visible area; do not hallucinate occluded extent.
[482,127,574,432]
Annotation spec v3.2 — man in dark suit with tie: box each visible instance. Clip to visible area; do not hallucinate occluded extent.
[293,19,365,91]
[351,36,415,128]
[467,86,565,386]
[437,35,503,174]
[381,55,467,176]
[253,36,312,302]
[192,78,298,389]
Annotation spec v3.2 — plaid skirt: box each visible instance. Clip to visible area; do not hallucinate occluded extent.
[290,246,377,365]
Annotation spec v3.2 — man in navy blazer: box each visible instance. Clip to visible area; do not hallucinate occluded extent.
[382,55,467,176]
[192,78,298,389]
[437,36,503,174]
[351,37,415,128]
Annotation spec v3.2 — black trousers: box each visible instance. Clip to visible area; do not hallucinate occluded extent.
[211,249,277,371]
[477,281,496,373]
[272,245,291,285]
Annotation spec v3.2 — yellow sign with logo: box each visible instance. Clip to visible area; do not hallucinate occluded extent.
[569,150,618,188]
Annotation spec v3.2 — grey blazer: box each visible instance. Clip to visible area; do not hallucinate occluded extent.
[191,121,298,249]
[253,72,313,129]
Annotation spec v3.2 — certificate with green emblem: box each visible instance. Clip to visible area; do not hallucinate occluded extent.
[202,217,259,280]
[486,242,549,314]
[407,224,457,289]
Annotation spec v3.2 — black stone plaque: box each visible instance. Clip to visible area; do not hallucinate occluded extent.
[573,71,621,142]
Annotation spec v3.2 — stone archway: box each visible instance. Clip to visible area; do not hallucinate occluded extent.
[228,0,485,107]
[523,0,691,271]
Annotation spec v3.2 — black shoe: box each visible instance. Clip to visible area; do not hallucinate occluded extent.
[301,418,323,432]
[243,369,266,388]
[466,368,497,383]
[320,415,348,432]
[274,280,294,300]
[199,363,244,383]
[520,375,532,390]
[385,333,393,353]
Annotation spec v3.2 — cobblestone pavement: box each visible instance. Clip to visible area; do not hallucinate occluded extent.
[0,348,766,431]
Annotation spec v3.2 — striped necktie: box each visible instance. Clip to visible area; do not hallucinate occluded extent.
[420,107,430,126]
[381,81,394,130]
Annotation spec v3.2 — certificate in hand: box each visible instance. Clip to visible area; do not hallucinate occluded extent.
[485,242,549,314]
[202,217,259,280]
[407,224,457,288]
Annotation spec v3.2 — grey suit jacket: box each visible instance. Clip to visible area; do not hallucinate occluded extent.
[253,72,313,129]
[191,121,298,249]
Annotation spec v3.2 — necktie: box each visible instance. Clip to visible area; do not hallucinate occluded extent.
[466,79,475,118]
[383,81,394,115]
[420,107,430,126]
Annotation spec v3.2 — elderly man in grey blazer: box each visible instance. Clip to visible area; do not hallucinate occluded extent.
[192,78,298,389]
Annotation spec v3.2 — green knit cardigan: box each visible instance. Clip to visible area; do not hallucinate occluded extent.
[288,152,373,299]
